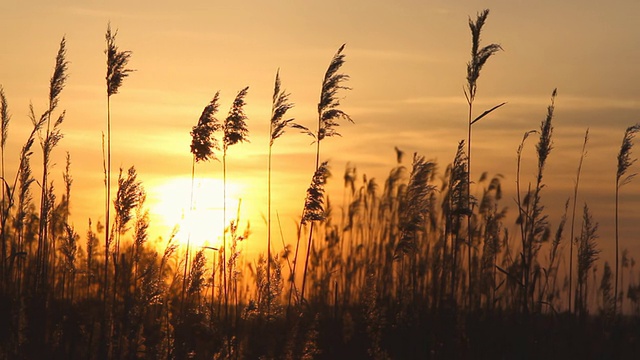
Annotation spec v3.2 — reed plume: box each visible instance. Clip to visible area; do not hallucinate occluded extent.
[444,141,470,301]
[314,44,353,167]
[191,92,222,162]
[615,123,640,315]
[270,70,306,146]
[576,203,599,316]
[395,154,437,259]
[113,166,143,237]
[301,161,331,225]
[106,24,134,97]
[0,86,8,149]
[466,10,502,103]
[317,45,352,141]
[300,161,331,303]
[224,86,250,149]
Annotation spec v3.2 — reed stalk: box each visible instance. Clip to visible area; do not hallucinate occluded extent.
[104,23,133,359]
[568,129,589,313]
[0,86,9,282]
[615,123,640,315]
[298,44,351,305]
[222,86,249,346]
[268,69,303,315]
[464,9,503,308]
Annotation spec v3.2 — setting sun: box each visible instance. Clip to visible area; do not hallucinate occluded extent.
[148,176,244,249]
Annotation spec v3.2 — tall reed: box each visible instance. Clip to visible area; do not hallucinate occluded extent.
[521,89,556,312]
[36,37,68,292]
[300,161,331,303]
[188,91,222,310]
[394,154,437,305]
[568,129,589,313]
[464,9,503,307]
[222,86,249,321]
[104,23,133,359]
[268,70,304,314]
[0,86,9,281]
[576,203,599,317]
[615,123,640,315]
[297,44,352,305]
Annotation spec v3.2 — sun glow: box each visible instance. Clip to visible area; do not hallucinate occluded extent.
[147,176,244,249]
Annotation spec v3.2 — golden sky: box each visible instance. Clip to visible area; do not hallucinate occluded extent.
[2,0,640,265]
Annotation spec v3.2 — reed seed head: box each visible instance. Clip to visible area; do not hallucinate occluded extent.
[191,91,222,162]
[616,123,640,187]
[106,23,134,97]
[270,69,305,146]
[466,9,502,103]
[0,85,9,148]
[302,161,331,224]
[224,86,250,149]
[49,37,68,111]
[317,44,353,141]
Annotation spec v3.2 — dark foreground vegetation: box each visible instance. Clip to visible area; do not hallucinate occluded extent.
[2,9,640,359]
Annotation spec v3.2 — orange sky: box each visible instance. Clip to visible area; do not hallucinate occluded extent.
[2,1,640,268]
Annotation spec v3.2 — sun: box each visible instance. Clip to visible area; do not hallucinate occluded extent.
[147,176,243,250]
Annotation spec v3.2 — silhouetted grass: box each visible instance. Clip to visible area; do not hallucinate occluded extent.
[2,10,640,360]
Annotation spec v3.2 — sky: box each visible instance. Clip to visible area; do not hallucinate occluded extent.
[1,0,640,271]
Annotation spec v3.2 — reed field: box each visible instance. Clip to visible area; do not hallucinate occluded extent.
[2,8,640,360]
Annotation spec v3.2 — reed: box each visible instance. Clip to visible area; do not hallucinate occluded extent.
[188,91,222,311]
[222,86,249,353]
[104,26,133,350]
[300,161,331,303]
[615,123,640,315]
[267,70,304,315]
[36,37,68,292]
[519,89,556,312]
[568,129,589,313]
[464,9,504,307]
[315,44,352,168]
[0,86,9,282]
[576,204,599,317]
[296,44,352,305]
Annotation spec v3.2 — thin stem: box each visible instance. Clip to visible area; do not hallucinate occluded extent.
[569,129,588,313]
[267,144,272,315]
[300,223,314,304]
[181,156,195,313]
[467,97,473,310]
[105,95,111,300]
[516,132,528,313]
[300,115,323,304]
[222,150,228,324]
[615,182,619,315]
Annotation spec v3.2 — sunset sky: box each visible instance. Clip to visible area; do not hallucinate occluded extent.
[2,0,640,269]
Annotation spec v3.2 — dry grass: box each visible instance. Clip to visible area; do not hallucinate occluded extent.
[3,10,640,359]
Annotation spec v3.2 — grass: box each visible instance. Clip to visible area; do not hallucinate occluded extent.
[615,123,640,315]
[2,12,640,359]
